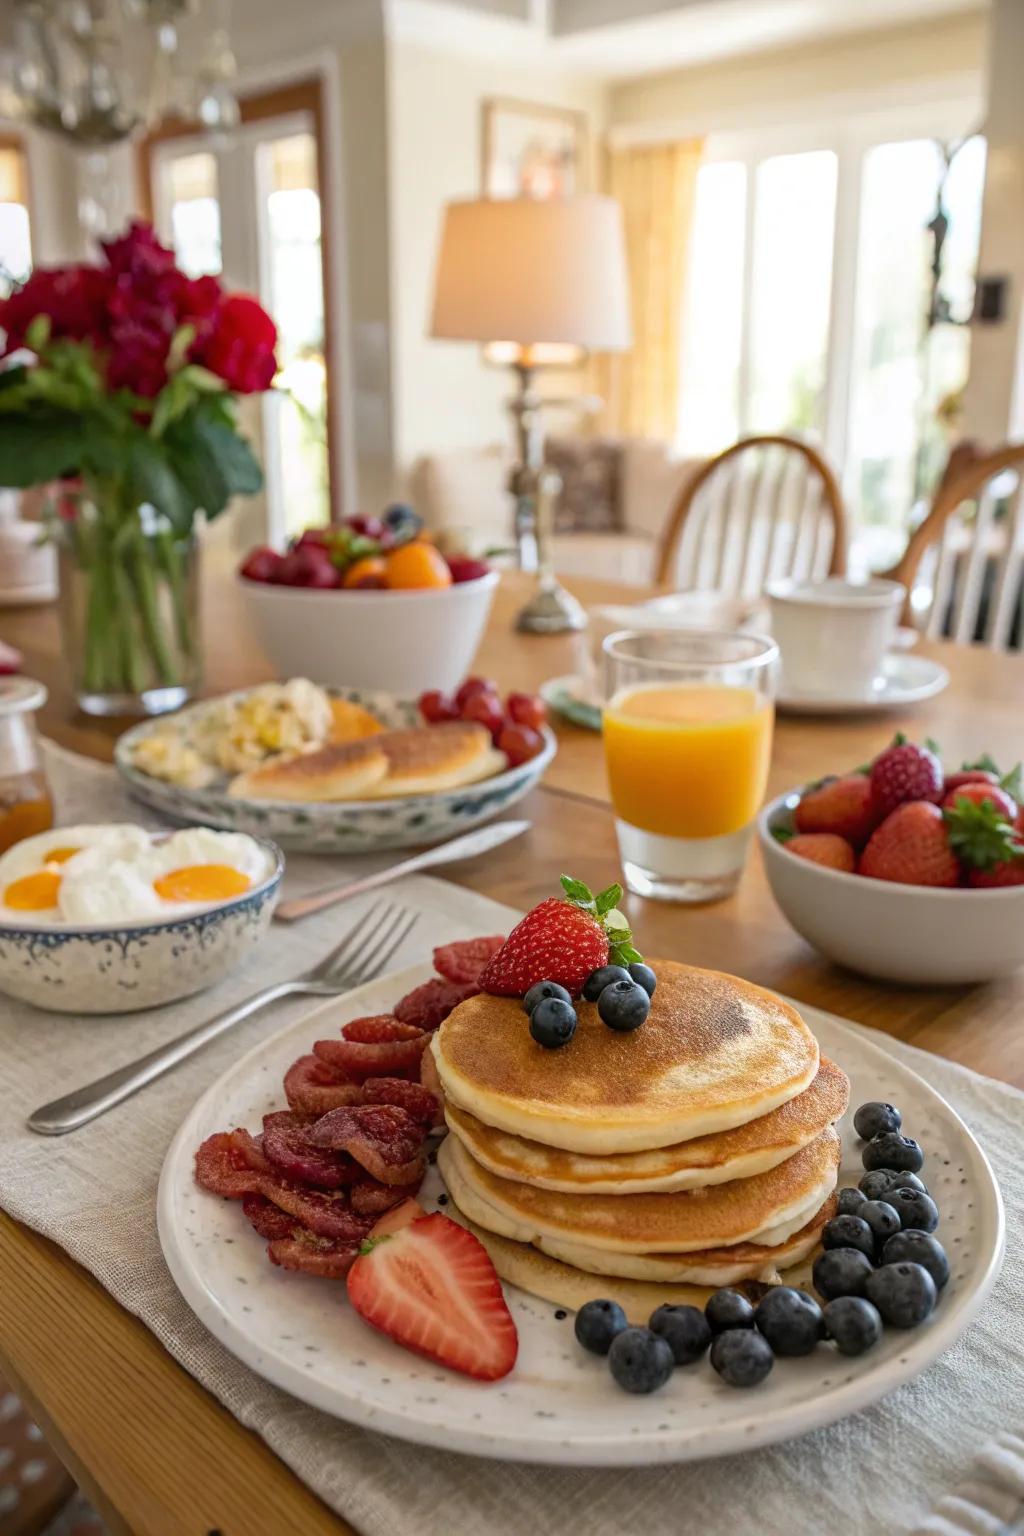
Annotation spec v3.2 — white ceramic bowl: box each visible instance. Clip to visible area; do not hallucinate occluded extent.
[760,792,1024,985]
[0,835,283,1014]
[238,570,500,695]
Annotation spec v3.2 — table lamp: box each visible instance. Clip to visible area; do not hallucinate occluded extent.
[429,195,631,632]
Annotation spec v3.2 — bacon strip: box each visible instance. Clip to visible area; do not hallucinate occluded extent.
[195,1132,373,1241]
[261,1111,360,1189]
[308,1104,426,1186]
[267,1230,361,1280]
[360,1076,438,1127]
[284,1055,363,1117]
[313,1016,427,1081]
[351,1174,425,1216]
[393,977,479,1031]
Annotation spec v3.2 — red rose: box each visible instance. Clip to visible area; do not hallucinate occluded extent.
[0,265,111,354]
[197,294,278,393]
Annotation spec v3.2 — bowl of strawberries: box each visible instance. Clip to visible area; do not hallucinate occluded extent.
[760,736,1024,984]
[238,507,499,695]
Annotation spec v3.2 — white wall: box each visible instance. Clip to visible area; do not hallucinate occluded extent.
[386,40,607,490]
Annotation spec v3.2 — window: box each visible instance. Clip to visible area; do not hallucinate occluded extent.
[0,140,31,294]
[678,162,744,453]
[166,152,222,277]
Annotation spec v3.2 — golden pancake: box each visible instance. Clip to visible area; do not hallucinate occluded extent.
[328,697,385,742]
[450,1197,836,1315]
[444,1057,849,1194]
[438,1125,839,1255]
[434,961,820,1152]
[362,722,505,798]
[228,736,389,802]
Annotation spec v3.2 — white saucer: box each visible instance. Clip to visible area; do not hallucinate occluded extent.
[777,654,950,716]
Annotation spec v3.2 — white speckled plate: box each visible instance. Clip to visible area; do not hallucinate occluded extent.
[158,967,1004,1466]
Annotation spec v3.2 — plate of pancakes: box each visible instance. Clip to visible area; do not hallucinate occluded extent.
[159,956,1004,1466]
[116,687,556,851]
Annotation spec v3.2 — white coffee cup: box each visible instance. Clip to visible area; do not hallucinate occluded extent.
[765,576,906,699]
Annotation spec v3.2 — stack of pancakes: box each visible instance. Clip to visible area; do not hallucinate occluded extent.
[433,962,849,1317]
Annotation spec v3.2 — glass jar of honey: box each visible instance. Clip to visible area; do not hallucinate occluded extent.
[0,679,54,854]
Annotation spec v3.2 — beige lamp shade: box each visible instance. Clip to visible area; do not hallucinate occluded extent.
[430,195,632,353]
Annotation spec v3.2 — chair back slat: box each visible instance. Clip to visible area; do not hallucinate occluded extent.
[883,443,1024,651]
[654,435,846,592]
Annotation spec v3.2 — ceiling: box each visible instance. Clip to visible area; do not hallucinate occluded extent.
[408,0,988,77]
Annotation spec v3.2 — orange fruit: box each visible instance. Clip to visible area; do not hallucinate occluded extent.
[343,556,388,590]
[384,542,452,590]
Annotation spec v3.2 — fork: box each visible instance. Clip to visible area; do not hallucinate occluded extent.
[26,900,420,1138]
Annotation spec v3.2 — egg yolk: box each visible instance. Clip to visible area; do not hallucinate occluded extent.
[153,865,252,903]
[4,870,62,910]
[45,846,81,865]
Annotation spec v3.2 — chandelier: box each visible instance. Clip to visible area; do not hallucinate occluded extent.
[4,0,239,146]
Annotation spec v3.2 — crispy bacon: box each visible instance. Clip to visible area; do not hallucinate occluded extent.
[313,1016,427,1081]
[261,1110,360,1189]
[284,1054,363,1117]
[308,1103,426,1186]
[432,936,504,984]
[393,978,479,1031]
[267,1230,361,1279]
[195,1132,373,1242]
[242,1193,295,1241]
[361,1076,438,1127]
[351,1174,425,1216]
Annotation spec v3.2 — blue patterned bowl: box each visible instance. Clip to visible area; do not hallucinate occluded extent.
[115,688,557,853]
[0,836,283,1014]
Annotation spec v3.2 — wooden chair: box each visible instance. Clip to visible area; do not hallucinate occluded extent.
[653,435,847,593]
[883,442,1024,649]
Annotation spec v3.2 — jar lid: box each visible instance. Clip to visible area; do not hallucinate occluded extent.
[0,677,47,715]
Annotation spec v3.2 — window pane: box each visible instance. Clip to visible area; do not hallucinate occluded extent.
[747,150,837,435]
[259,132,329,533]
[0,145,31,293]
[677,161,745,454]
[166,152,222,277]
[848,136,985,535]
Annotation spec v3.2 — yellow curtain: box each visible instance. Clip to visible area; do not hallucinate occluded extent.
[596,137,704,441]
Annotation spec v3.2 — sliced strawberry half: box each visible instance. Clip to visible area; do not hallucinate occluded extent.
[346,1212,518,1381]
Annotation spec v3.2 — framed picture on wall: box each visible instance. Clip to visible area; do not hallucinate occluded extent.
[481,97,589,199]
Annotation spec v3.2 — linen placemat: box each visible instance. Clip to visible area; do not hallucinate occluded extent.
[0,742,1021,1536]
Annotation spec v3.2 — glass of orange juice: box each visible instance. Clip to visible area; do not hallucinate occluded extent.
[602,630,778,902]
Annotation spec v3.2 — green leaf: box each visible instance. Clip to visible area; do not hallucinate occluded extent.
[0,413,86,484]
[962,752,1000,775]
[167,323,196,373]
[559,875,594,908]
[608,938,642,967]
[594,883,623,916]
[603,908,630,933]
[944,798,1022,871]
[924,736,942,758]
[771,826,794,843]
[25,314,51,351]
[1001,762,1023,802]
[125,436,196,534]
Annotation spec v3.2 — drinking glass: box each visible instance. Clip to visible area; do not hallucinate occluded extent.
[602,630,778,902]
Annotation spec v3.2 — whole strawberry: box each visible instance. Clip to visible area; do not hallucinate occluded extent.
[870,740,943,818]
[785,833,856,872]
[944,795,1023,878]
[478,876,641,998]
[942,780,1018,822]
[794,775,879,846]
[859,802,960,887]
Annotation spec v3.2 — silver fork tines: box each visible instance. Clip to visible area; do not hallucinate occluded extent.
[26,901,420,1137]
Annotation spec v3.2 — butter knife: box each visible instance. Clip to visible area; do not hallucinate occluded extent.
[273,819,530,922]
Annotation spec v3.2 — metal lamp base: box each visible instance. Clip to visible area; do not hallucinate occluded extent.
[515,581,588,634]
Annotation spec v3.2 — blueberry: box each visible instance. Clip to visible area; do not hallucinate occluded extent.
[853,1101,902,1141]
[859,1200,902,1246]
[754,1287,823,1357]
[383,502,422,537]
[881,1230,950,1289]
[649,1304,710,1365]
[574,1298,628,1355]
[862,1133,924,1174]
[859,1168,927,1200]
[710,1328,774,1387]
[581,965,632,1002]
[705,1289,755,1334]
[837,1186,867,1217]
[597,979,651,1033]
[607,1326,675,1393]
[822,1214,875,1260]
[823,1296,883,1357]
[888,1189,939,1234]
[865,1261,937,1327]
[529,998,577,1049]
[812,1247,874,1301]
[523,980,573,1014]
[627,962,657,998]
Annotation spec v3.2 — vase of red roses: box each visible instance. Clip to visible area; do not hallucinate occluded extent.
[0,222,278,716]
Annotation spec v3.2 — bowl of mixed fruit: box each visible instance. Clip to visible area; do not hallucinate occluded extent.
[238,506,499,695]
[760,735,1024,984]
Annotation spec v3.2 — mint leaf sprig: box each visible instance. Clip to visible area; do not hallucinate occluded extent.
[559,874,643,967]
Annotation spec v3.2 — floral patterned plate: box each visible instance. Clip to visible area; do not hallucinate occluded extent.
[115,688,556,853]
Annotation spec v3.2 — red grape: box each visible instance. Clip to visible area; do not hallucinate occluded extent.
[506,692,547,730]
[498,723,543,767]
[239,546,283,583]
[455,676,497,708]
[446,556,491,583]
[419,689,459,723]
[461,691,504,739]
[275,545,341,588]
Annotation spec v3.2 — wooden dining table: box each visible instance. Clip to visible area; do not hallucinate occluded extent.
[1,564,1023,1536]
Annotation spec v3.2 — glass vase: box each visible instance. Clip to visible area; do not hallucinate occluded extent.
[57,494,201,717]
